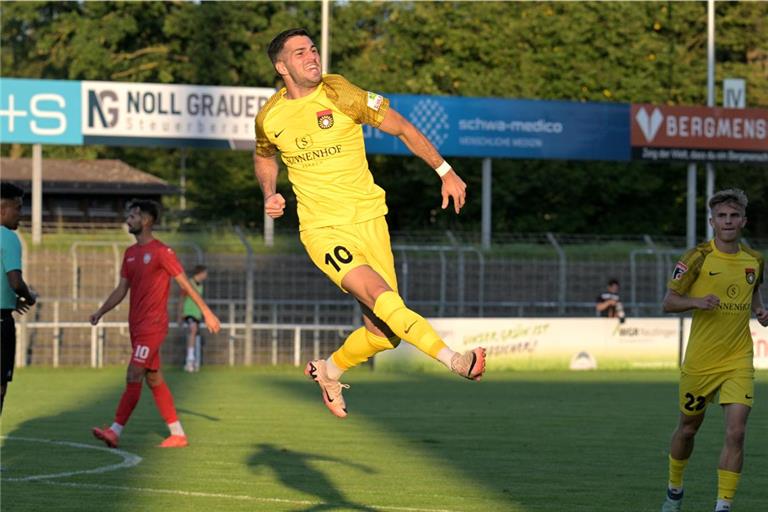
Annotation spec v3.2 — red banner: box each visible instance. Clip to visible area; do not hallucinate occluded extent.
[631,104,768,151]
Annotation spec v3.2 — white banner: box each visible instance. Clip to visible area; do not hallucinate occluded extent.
[375,318,681,371]
[81,80,275,148]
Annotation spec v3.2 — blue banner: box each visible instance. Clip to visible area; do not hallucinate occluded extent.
[364,94,630,161]
[2,77,631,161]
[0,78,82,145]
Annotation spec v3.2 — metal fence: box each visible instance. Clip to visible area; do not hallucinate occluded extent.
[13,227,766,368]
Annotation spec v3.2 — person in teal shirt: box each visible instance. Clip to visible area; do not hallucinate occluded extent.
[177,265,207,372]
[1,183,37,413]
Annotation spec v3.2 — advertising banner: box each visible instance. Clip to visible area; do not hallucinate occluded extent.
[365,95,631,161]
[82,80,275,149]
[0,78,82,145]
[375,318,681,371]
[631,104,768,164]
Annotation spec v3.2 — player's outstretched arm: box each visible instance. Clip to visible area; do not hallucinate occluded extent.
[378,108,466,214]
[662,289,719,313]
[254,153,286,219]
[752,287,768,326]
[90,278,130,325]
[173,273,221,333]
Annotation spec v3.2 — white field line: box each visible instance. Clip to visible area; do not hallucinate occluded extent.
[0,435,142,481]
[1,436,464,512]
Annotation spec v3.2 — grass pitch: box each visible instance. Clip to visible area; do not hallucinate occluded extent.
[1,367,766,512]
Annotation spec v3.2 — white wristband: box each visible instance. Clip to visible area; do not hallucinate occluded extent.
[434,160,452,177]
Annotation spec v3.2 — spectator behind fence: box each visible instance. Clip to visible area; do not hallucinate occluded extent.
[1,182,38,414]
[595,278,625,322]
[178,264,208,372]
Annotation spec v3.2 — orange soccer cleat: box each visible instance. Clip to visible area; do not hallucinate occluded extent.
[92,426,119,448]
[157,434,189,448]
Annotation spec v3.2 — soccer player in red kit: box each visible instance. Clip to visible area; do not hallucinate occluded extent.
[90,200,221,448]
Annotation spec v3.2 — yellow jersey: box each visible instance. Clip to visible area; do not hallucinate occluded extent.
[668,240,764,374]
[255,74,390,230]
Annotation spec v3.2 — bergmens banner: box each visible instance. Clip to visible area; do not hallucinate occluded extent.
[631,104,768,164]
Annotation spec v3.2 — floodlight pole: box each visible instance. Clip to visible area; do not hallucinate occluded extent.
[705,0,715,240]
[32,144,42,244]
[481,158,492,250]
[321,0,330,74]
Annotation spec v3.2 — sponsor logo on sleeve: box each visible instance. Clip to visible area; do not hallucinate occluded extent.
[671,261,688,281]
[366,92,384,111]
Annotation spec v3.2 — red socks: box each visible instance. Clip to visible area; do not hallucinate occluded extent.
[114,382,142,426]
[149,381,179,424]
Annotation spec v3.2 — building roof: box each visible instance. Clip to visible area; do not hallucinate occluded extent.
[0,158,178,195]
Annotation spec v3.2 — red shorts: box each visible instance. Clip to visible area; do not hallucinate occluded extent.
[130,332,166,370]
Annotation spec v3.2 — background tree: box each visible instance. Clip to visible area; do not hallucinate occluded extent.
[1,1,766,238]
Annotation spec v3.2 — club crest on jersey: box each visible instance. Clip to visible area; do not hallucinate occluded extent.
[745,268,756,285]
[316,109,334,129]
[671,261,688,281]
[143,253,152,264]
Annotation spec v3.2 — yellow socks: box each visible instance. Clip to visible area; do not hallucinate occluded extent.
[373,291,447,358]
[717,468,740,502]
[331,327,400,370]
[668,455,689,489]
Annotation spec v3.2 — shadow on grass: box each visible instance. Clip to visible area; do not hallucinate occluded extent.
[0,368,211,512]
[247,442,378,511]
[274,370,765,512]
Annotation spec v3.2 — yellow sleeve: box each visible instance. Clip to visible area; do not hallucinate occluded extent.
[254,90,282,158]
[667,245,707,295]
[322,74,390,128]
[743,246,765,286]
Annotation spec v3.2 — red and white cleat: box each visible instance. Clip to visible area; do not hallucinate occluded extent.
[92,426,119,448]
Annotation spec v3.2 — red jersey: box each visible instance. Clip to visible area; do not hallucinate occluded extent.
[120,239,183,336]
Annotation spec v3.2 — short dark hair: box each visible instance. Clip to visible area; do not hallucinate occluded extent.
[1,182,24,200]
[267,28,311,65]
[607,278,619,287]
[191,264,207,276]
[128,199,160,223]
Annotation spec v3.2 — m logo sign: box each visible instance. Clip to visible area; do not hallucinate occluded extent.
[635,107,663,142]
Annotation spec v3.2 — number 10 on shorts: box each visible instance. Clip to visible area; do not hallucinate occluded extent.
[134,345,150,361]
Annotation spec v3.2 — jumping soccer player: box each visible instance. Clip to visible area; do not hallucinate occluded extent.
[660,189,767,512]
[253,28,486,419]
[90,200,220,448]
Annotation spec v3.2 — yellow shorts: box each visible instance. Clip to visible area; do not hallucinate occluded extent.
[678,368,754,415]
[300,216,398,293]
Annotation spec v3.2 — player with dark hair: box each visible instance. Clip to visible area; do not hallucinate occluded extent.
[660,189,767,512]
[90,200,221,448]
[1,182,37,414]
[254,28,486,419]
